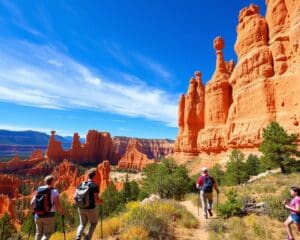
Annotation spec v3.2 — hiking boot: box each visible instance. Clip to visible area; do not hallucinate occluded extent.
[204,214,208,219]
[208,209,213,217]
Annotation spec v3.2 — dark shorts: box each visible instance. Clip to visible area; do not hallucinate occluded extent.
[291,213,300,224]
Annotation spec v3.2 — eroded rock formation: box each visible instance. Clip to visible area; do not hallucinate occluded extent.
[117,139,154,170]
[0,174,20,198]
[112,137,174,163]
[175,0,300,169]
[46,130,113,165]
[0,194,14,218]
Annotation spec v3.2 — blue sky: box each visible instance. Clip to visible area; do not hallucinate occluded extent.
[0,0,266,139]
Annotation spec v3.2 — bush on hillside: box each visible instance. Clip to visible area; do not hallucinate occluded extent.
[0,213,18,239]
[264,188,290,221]
[224,150,249,185]
[141,159,191,200]
[217,189,243,218]
[209,164,225,185]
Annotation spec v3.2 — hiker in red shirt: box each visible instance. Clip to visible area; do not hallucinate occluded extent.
[196,167,219,219]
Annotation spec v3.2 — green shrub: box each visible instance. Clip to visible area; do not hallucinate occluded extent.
[141,159,191,200]
[217,189,243,218]
[264,189,290,221]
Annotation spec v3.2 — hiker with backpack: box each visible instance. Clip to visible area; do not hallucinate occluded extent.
[196,167,219,219]
[30,175,64,240]
[283,186,300,240]
[74,168,103,240]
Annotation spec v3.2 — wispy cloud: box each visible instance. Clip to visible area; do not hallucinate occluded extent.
[104,42,172,80]
[1,0,43,37]
[0,39,178,127]
[133,53,172,79]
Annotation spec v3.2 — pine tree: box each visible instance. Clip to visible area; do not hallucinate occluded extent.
[245,154,261,176]
[259,122,300,173]
[209,164,225,185]
[224,150,248,185]
[0,213,17,239]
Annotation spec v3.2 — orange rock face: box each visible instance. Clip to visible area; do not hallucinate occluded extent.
[0,174,20,198]
[175,0,300,164]
[0,194,14,218]
[112,137,174,164]
[117,139,154,170]
[46,130,113,165]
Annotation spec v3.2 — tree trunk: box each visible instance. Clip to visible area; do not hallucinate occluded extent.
[280,163,286,173]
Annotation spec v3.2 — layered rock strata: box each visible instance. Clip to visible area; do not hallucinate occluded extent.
[175,1,300,167]
[117,139,155,170]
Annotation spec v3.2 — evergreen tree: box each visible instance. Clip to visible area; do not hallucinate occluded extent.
[100,183,122,218]
[209,164,225,185]
[224,150,248,185]
[245,154,261,176]
[259,121,300,173]
[0,213,17,239]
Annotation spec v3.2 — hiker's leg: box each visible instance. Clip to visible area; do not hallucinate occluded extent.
[34,217,43,240]
[207,192,213,210]
[85,208,98,240]
[285,215,294,239]
[200,190,207,217]
[206,193,213,216]
[41,217,55,240]
[76,208,88,239]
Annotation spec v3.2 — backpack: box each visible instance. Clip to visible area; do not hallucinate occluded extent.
[202,175,213,193]
[34,186,52,215]
[74,182,91,208]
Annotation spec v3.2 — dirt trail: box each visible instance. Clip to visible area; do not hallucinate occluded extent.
[176,200,209,240]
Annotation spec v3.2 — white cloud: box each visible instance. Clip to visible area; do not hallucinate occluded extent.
[1,0,43,37]
[133,53,172,79]
[0,40,178,127]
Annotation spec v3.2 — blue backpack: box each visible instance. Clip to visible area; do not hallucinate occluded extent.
[202,176,213,193]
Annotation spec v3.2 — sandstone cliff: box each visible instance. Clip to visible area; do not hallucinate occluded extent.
[175,0,300,170]
[117,139,155,170]
[112,136,174,164]
[46,130,113,165]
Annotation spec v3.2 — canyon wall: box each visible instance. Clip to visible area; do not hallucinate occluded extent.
[117,139,155,170]
[174,1,300,169]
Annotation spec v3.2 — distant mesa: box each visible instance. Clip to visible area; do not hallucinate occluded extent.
[174,0,300,172]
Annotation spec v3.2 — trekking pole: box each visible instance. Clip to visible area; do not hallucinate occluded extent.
[27,213,34,240]
[100,205,103,240]
[217,192,219,208]
[197,191,200,216]
[61,215,66,240]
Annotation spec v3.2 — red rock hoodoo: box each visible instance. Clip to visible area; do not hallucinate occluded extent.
[117,139,155,170]
[174,0,300,169]
[46,130,113,165]
[0,174,20,198]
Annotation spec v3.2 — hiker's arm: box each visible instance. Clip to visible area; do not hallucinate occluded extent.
[94,193,103,205]
[214,184,220,194]
[285,202,300,213]
[54,196,65,215]
[30,195,35,212]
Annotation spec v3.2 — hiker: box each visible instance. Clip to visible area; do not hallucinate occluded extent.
[30,175,64,240]
[74,168,103,240]
[284,186,300,240]
[196,167,219,219]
